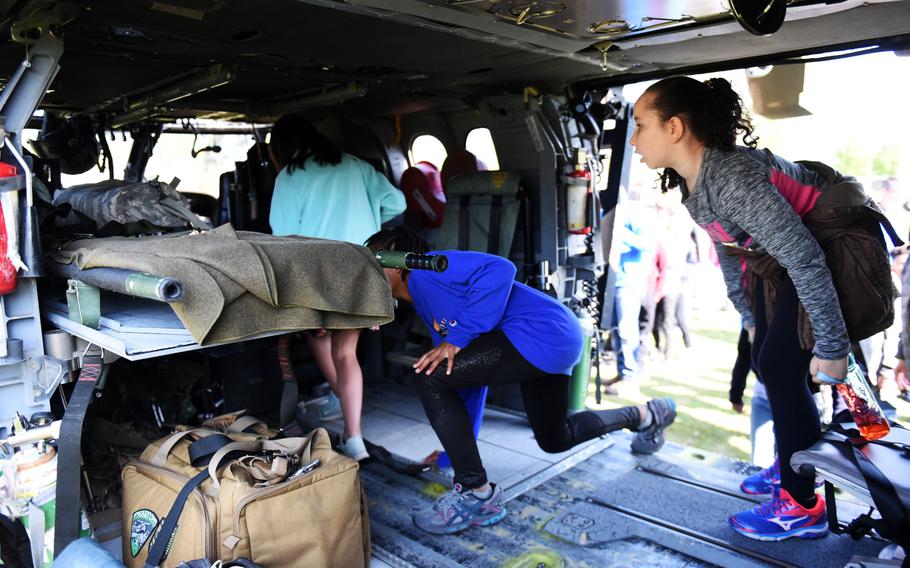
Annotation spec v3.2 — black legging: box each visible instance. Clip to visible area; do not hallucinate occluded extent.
[751,276,820,503]
[414,330,641,488]
[730,326,756,407]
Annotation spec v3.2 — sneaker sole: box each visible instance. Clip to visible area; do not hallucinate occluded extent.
[413,507,508,535]
[631,403,677,455]
[730,523,829,542]
[740,485,773,495]
[739,481,821,495]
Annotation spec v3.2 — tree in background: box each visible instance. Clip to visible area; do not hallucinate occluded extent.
[834,143,870,177]
[872,145,900,178]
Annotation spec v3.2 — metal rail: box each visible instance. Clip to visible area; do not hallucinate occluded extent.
[586,496,802,568]
[636,465,764,504]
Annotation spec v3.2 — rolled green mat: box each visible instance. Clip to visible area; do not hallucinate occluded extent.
[375,251,448,272]
[49,264,184,302]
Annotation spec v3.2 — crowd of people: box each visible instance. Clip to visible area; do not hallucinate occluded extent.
[265,73,905,544]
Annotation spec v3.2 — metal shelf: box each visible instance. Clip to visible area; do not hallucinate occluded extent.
[42,292,287,361]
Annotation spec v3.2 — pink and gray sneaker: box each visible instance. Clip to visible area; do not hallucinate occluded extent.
[412,483,507,534]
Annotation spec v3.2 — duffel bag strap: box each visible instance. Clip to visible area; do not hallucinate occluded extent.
[234,456,290,486]
[224,433,321,487]
[144,435,241,568]
[150,428,217,467]
[207,441,263,493]
[261,432,318,465]
[225,416,269,437]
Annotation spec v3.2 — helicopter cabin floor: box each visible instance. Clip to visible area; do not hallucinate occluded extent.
[323,380,889,568]
[89,379,888,567]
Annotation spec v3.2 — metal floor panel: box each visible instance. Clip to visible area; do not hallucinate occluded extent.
[361,430,890,567]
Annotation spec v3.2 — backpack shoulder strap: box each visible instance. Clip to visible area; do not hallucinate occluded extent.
[158,196,211,231]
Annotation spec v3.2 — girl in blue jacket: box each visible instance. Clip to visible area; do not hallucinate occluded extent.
[366,227,677,535]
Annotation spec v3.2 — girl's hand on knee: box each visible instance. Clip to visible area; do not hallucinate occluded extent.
[414,342,461,376]
[810,355,848,385]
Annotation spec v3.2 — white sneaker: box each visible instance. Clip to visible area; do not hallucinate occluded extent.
[338,435,369,461]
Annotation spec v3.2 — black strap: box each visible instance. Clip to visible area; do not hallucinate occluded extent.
[827,422,910,453]
[54,353,103,558]
[223,560,264,568]
[821,430,910,555]
[868,206,905,248]
[144,435,234,568]
[0,514,33,568]
[826,479,891,542]
[458,195,471,250]
[364,440,431,476]
[825,481,842,534]
[187,434,232,467]
[178,560,262,568]
[487,194,503,254]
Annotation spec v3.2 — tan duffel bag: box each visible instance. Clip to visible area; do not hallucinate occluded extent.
[122,427,370,568]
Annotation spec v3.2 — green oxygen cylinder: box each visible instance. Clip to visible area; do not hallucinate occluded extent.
[374,251,448,272]
[569,312,596,413]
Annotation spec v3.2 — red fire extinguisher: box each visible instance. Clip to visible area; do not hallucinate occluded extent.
[0,161,19,294]
[567,152,593,235]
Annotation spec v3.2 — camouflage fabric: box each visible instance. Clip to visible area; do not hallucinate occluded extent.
[53,179,210,234]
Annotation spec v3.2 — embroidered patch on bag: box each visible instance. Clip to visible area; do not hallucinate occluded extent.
[130,509,159,557]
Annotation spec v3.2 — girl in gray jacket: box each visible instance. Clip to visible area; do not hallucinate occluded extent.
[631,76,849,541]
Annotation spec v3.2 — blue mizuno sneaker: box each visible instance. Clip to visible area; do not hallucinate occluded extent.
[729,487,828,541]
[412,483,507,534]
[741,456,780,495]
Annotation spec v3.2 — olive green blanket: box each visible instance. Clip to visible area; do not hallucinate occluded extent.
[51,225,394,344]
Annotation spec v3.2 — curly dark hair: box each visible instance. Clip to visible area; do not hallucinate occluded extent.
[644,76,759,192]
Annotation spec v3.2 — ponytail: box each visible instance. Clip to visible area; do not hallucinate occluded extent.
[644,76,758,191]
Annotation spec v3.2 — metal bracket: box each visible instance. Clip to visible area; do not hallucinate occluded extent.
[0,34,63,138]
[65,279,101,329]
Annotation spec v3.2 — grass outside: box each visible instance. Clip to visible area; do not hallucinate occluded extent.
[585,308,910,463]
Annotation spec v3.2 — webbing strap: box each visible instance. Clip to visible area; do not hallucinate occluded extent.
[188,434,233,467]
[821,429,910,554]
[488,194,503,254]
[53,353,102,558]
[207,441,261,492]
[143,435,234,568]
[150,428,215,467]
[277,335,299,428]
[143,469,210,568]
[159,197,210,230]
[459,195,471,250]
[226,415,267,435]
[0,514,32,567]
[868,207,905,247]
